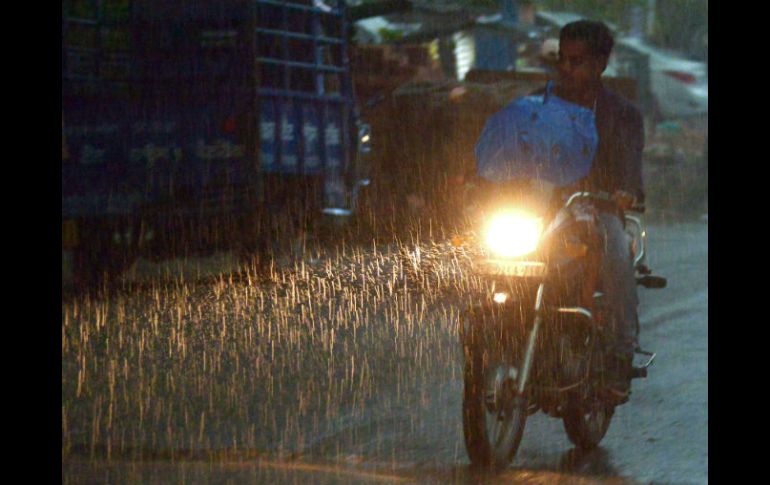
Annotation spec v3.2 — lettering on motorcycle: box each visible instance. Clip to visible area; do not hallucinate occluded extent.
[480,260,546,277]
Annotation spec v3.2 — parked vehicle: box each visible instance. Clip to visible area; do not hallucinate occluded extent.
[613,36,707,119]
[62,0,371,286]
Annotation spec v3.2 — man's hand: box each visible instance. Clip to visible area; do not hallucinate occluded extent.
[612,190,636,211]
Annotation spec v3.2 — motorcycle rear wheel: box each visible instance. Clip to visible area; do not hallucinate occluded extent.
[562,397,614,449]
[463,346,528,469]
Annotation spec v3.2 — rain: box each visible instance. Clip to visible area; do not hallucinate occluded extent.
[62,0,707,483]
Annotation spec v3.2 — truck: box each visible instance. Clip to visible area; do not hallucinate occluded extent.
[62,0,372,286]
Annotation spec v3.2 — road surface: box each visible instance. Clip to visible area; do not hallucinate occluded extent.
[62,221,707,485]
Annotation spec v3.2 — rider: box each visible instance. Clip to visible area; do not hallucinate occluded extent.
[546,20,644,403]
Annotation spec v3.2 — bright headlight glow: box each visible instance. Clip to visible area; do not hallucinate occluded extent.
[485,211,543,258]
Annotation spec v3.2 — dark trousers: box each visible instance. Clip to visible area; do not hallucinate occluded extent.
[596,210,640,357]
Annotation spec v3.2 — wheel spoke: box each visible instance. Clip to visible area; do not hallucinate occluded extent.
[494,419,511,449]
[481,362,527,458]
[487,409,501,442]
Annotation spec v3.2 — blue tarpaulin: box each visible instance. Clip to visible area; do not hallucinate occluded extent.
[475,81,598,187]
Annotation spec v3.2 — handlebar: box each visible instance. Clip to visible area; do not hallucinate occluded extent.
[564,191,611,208]
[565,191,647,268]
[564,191,645,213]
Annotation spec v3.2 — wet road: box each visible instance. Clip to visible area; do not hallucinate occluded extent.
[62,221,707,485]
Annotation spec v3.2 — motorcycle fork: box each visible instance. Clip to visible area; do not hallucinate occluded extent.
[517,281,546,395]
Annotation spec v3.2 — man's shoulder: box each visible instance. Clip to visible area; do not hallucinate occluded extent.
[600,87,642,119]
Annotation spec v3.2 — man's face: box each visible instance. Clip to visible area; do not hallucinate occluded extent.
[557,39,606,98]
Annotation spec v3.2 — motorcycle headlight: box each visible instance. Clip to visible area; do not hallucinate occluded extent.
[484,210,543,258]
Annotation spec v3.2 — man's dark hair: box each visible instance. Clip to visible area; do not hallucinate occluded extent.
[560,20,614,60]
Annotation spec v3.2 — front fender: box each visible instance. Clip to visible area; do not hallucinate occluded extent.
[460,299,533,357]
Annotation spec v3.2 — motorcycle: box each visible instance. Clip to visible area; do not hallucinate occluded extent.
[457,178,666,468]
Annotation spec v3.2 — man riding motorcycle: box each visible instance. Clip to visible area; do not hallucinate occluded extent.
[457,20,652,467]
[535,20,645,402]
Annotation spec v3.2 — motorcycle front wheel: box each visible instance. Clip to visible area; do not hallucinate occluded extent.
[463,343,528,469]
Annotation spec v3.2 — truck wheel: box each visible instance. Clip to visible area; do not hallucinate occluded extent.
[236,210,276,275]
[72,220,139,292]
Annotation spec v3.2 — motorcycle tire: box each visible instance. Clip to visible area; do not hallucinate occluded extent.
[462,338,528,469]
[562,398,614,450]
[560,329,615,449]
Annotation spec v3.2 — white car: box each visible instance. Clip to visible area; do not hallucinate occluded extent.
[613,36,708,119]
[534,11,708,119]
